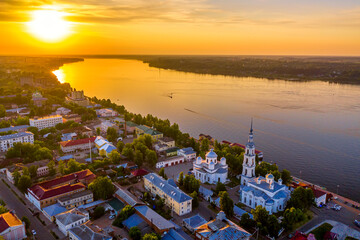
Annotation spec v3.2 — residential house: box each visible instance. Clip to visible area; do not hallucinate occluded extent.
[60,137,96,153]
[55,208,89,235]
[32,91,47,107]
[63,114,82,123]
[0,132,34,152]
[56,107,72,116]
[156,155,185,169]
[165,147,180,157]
[100,121,118,133]
[158,137,175,148]
[113,184,143,207]
[183,214,207,233]
[0,211,26,240]
[125,121,138,133]
[195,211,251,240]
[144,173,192,216]
[43,203,68,221]
[25,170,95,210]
[233,205,253,221]
[62,126,93,137]
[178,147,196,161]
[68,221,112,240]
[199,186,213,201]
[0,125,29,133]
[29,115,63,130]
[135,125,163,141]
[6,160,49,184]
[99,143,117,157]
[312,188,327,207]
[96,108,118,118]
[58,190,94,210]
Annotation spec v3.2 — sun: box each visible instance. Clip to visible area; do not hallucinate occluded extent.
[27,10,71,42]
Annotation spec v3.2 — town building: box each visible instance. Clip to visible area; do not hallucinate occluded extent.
[125,121,138,133]
[183,214,207,233]
[165,147,180,157]
[194,211,251,240]
[43,203,68,221]
[68,221,112,240]
[29,115,63,130]
[312,188,327,207]
[134,205,175,234]
[56,107,72,116]
[66,90,89,107]
[158,137,175,148]
[62,126,93,137]
[100,121,118,133]
[96,108,118,118]
[241,121,257,185]
[58,190,94,210]
[114,184,144,207]
[63,114,82,123]
[0,211,26,240]
[199,186,213,201]
[60,137,96,153]
[144,173,192,216]
[94,136,116,157]
[156,155,185,169]
[26,170,95,210]
[239,174,290,214]
[0,132,34,152]
[5,160,49,183]
[0,125,29,133]
[135,125,163,141]
[178,147,196,161]
[32,91,47,107]
[193,149,228,184]
[55,208,89,235]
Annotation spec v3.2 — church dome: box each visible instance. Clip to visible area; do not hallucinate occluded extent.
[206,149,217,158]
[266,173,274,179]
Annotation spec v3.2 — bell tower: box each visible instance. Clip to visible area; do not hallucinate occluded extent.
[241,119,256,185]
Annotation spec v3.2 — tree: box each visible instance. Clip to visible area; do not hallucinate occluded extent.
[134,150,143,167]
[21,216,30,230]
[281,169,291,185]
[190,191,199,209]
[18,175,31,192]
[240,213,256,230]
[113,205,135,227]
[22,167,29,177]
[159,168,165,178]
[122,146,134,161]
[13,170,21,186]
[29,165,38,179]
[96,127,101,136]
[178,172,184,186]
[215,182,226,194]
[145,149,157,167]
[117,141,125,152]
[251,205,269,234]
[47,160,56,176]
[58,160,65,175]
[107,127,118,142]
[142,233,159,240]
[183,175,200,193]
[93,206,105,219]
[219,191,233,217]
[0,206,8,214]
[65,159,84,174]
[267,214,281,238]
[288,187,314,210]
[200,138,210,154]
[282,207,305,230]
[143,134,153,148]
[89,176,115,200]
[0,104,5,118]
[109,151,121,164]
[129,226,142,240]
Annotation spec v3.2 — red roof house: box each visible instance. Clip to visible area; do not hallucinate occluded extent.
[131,169,149,177]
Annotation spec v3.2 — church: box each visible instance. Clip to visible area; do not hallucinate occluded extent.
[239,121,290,214]
[193,149,228,184]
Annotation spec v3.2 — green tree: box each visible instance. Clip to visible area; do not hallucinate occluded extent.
[29,165,38,179]
[183,175,200,193]
[190,191,199,209]
[122,146,134,161]
[0,104,5,118]
[0,205,8,214]
[117,141,125,152]
[251,205,270,234]
[18,175,32,192]
[200,138,210,154]
[93,206,105,219]
[288,187,314,210]
[113,205,135,227]
[142,233,159,240]
[134,150,143,167]
[21,216,30,230]
[240,213,256,230]
[106,127,118,142]
[178,172,184,186]
[47,160,56,176]
[58,160,65,175]
[22,167,30,176]
[219,191,233,217]
[159,168,165,178]
[13,170,21,186]
[109,151,121,164]
[89,176,115,200]
[281,169,292,185]
[267,215,281,238]
[129,226,142,240]
[143,135,153,148]
[145,149,157,167]
[96,127,101,136]
[215,182,226,194]
[65,159,84,174]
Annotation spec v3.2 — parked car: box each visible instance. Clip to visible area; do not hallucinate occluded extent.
[32,230,37,235]
[109,214,115,220]
[354,220,360,228]
[332,204,342,211]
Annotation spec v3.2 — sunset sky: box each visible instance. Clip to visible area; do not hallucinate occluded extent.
[1,0,359,55]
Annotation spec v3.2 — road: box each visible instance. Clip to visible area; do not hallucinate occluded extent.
[0,179,55,240]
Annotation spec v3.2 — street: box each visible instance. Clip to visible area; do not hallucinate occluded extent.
[0,179,55,240]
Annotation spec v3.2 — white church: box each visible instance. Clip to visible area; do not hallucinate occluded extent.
[239,121,290,214]
[193,149,228,184]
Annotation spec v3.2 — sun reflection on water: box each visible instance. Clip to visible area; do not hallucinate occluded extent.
[53,69,65,83]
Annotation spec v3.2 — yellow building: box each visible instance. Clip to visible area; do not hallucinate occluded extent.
[135,125,163,141]
[143,173,192,216]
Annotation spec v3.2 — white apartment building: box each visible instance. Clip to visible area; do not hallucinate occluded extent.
[55,209,89,235]
[0,132,34,152]
[29,115,63,130]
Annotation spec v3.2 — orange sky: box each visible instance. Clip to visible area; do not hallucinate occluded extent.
[0,0,359,55]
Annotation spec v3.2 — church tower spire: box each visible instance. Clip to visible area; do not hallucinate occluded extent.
[241,119,257,185]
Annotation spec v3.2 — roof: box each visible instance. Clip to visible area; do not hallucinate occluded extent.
[144,173,192,203]
[99,143,116,153]
[28,170,95,200]
[95,136,109,147]
[123,213,145,229]
[0,131,33,141]
[56,209,87,226]
[183,214,207,229]
[0,125,29,133]
[114,185,143,207]
[167,179,177,188]
[126,121,138,127]
[69,222,112,240]
[108,198,125,212]
[0,212,23,233]
[78,200,105,210]
[162,228,192,240]
[60,136,96,147]
[135,205,175,230]
[159,137,174,143]
[206,149,217,158]
[199,186,213,197]
[290,231,308,240]
[312,188,327,198]
[165,147,180,153]
[131,169,149,177]
[58,190,93,203]
[233,206,253,219]
[56,154,74,161]
[247,176,287,193]
[43,203,67,217]
[179,147,196,155]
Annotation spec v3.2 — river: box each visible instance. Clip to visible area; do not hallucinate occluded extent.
[54,58,360,201]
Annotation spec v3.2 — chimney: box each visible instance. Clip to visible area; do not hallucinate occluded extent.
[216,211,226,221]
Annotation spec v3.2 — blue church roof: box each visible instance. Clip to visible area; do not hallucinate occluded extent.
[206,149,217,158]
